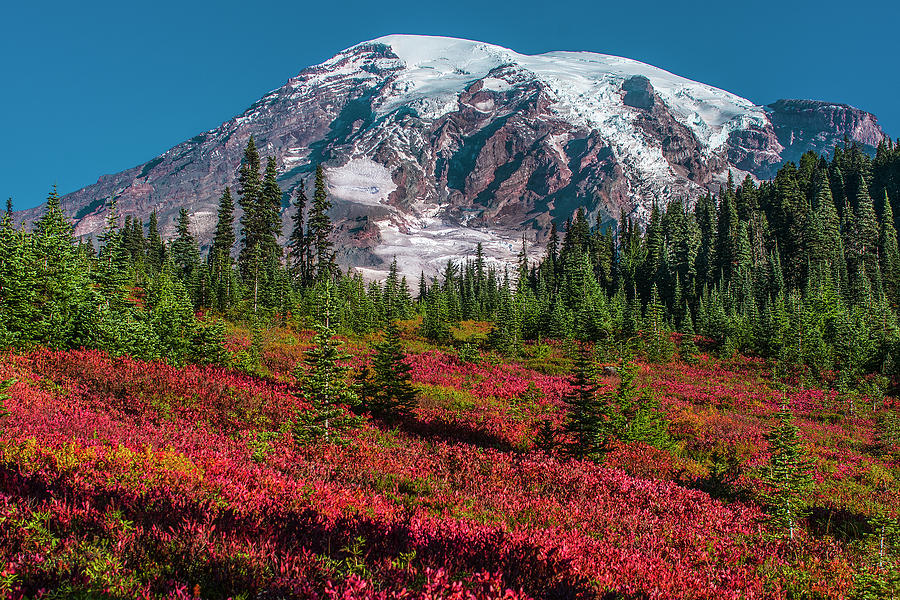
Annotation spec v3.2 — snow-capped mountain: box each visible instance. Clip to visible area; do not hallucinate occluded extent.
[24,34,886,278]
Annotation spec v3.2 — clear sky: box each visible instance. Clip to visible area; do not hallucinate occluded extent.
[2,0,897,210]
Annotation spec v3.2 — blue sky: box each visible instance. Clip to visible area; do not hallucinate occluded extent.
[2,0,897,210]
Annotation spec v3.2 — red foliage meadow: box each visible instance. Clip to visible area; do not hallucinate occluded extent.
[0,345,887,599]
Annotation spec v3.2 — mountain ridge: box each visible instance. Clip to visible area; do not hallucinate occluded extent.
[18,34,887,278]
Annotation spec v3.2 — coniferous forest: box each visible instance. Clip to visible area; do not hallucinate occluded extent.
[2,138,900,598]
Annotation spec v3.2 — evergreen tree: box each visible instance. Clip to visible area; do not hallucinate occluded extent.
[598,349,670,449]
[879,191,900,301]
[95,196,130,306]
[292,282,360,445]
[171,208,200,286]
[763,403,812,540]
[716,183,738,281]
[122,215,146,264]
[680,304,700,365]
[187,317,230,366]
[238,137,263,278]
[813,170,842,260]
[259,156,284,265]
[562,342,603,459]
[645,283,674,362]
[382,257,403,322]
[360,319,417,422]
[771,165,807,287]
[488,291,521,355]
[146,265,196,365]
[854,175,881,284]
[866,511,900,572]
[534,418,557,454]
[643,202,664,287]
[147,210,165,273]
[308,164,335,279]
[288,180,308,282]
[695,193,718,287]
[0,198,36,346]
[546,221,560,275]
[422,289,452,343]
[32,185,88,346]
[417,271,427,302]
[208,187,237,311]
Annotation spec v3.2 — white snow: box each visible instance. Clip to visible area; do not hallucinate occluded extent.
[545,133,570,164]
[471,98,495,112]
[480,77,514,93]
[356,216,542,281]
[326,158,397,206]
[352,35,767,153]
[282,147,308,167]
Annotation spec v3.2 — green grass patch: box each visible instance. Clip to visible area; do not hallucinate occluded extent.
[415,384,476,411]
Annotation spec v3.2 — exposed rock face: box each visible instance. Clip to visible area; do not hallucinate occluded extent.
[726,124,784,177]
[622,75,655,110]
[766,99,885,166]
[18,35,888,278]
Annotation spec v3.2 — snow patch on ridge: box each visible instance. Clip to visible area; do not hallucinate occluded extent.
[480,77,514,93]
[326,158,397,206]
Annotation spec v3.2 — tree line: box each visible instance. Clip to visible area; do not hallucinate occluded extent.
[421,139,900,389]
[3,137,900,390]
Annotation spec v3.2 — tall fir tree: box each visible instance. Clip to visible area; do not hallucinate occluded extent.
[171,208,200,288]
[879,191,900,302]
[32,186,86,346]
[854,174,881,283]
[0,198,35,345]
[645,283,674,362]
[260,156,284,265]
[563,343,603,459]
[147,210,165,273]
[288,180,308,282]
[208,187,237,311]
[237,136,264,282]
[680,304,700,364]
[96,199,133,310]
[598,349,670,449]
[308,164,335,279]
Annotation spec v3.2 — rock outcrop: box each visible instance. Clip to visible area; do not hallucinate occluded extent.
[766,99,885,167]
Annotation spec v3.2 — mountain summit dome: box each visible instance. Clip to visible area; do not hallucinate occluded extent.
[24,34,885,278]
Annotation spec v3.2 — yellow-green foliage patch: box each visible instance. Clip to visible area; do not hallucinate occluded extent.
[415,384,477,412]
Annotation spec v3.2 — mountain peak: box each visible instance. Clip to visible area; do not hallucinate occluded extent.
[367,33,509,56]
[21,35,887,279]
[333,34,766,156]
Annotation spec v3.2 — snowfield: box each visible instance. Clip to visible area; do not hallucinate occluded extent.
[361,34,768,153]
[327,158,398,207]
[360,215,544,281]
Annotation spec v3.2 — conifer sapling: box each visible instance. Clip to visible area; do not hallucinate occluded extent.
[764,402,812,540]
[293,282,360,445]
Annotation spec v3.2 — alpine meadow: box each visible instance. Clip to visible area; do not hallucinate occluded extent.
[2,30,900,600]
